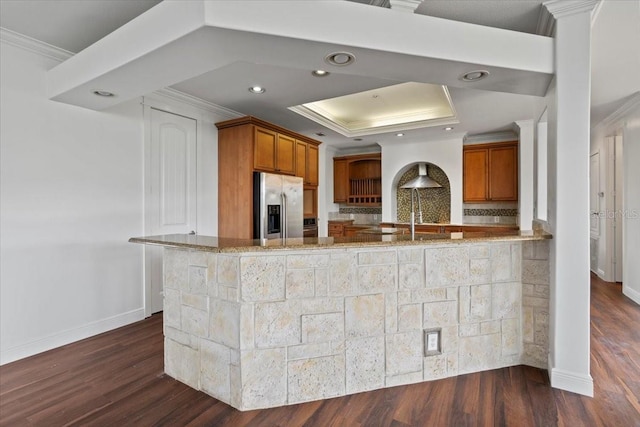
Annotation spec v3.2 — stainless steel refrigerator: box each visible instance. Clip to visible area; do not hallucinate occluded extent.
[253,172,303,239]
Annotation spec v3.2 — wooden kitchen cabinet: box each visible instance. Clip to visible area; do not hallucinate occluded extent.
[344,225,371,237]
[303,186,317,218]
[333,153,381,206]
[254,127,277,172]
[307,144,319,186]
[295,141,319,186]
[216,116,321,238]
[253,126,295,175]
[333,159,349,203]
[295,141,307,180]
[328,220,354,237]
[463,141,518,203]
[275,134,296,175]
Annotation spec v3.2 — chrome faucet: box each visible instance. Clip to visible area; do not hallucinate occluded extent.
[408,188,423,240]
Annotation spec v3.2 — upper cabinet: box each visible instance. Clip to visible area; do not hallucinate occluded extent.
[306,144,319,186]
[253,126,295,175]
[463,141,518,203]
[333,153,382,206]
[333,158,349,203]
[295,140,319,186]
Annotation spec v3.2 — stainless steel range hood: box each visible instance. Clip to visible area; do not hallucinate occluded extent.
[400,163,442,189]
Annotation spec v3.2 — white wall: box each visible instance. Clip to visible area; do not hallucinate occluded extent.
[622,104,640,304]
[379,136,464,224]
[516,120,534,230]
[318,144,335,238]
[0,42,145,364]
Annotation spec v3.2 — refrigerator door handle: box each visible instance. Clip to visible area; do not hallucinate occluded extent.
[281,192,287,239]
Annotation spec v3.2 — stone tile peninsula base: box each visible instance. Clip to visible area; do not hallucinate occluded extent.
[157,239,549,410]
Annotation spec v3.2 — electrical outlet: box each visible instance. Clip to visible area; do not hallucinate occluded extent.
[427,332,439,351]
[493,216,500,223]
[424,329,442,356]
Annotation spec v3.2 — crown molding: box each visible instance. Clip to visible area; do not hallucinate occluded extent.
[389,0,421,13]
[543,0,601,20]
[359,0,390,7]
[538,0,602,36]
[0,27,74,62]
[536,7,556,37]
[594,91,640,130]
[150,88,242,121]
[464,131,518,145]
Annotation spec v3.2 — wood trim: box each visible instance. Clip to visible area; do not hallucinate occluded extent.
[215,116,322,146]
[333,152,381,162]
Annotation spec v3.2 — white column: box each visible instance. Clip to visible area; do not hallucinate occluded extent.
[545,0,599,397]
[515,120,534,230]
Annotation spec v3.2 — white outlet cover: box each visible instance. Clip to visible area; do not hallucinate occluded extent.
[426,332,439,352]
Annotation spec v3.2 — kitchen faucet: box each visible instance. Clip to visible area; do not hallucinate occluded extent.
[400,163,441,240]
[408,188,423,240]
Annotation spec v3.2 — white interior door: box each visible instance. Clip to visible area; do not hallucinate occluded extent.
[146,108,197,314]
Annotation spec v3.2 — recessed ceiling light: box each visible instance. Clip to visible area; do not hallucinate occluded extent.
[396,133,404,137]
[248,86,266,94]
[312,70,330,77]
[325,52,356,67]
[315,132,325,137]
[444,127,454,131]
[460,70,490,82]
[93,90,114,97]
[354,138,363,141]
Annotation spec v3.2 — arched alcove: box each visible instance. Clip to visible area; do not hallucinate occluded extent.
[393,163,451,223]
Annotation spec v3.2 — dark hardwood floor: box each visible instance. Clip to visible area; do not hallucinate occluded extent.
[1,274,639,426]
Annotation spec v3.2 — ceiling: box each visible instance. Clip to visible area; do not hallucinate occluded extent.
[1,0,638,150]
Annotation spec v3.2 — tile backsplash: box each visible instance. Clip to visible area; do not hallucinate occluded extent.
[339,207,382,215]
[463,202,518,225]
[397,164,450,223]
[329,210,380,224]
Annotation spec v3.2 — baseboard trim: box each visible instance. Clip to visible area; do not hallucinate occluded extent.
[622,284,640,305]
[548,356,594,397]
[0,308,145,365]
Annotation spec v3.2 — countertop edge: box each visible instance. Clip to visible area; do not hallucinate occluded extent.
[129,232,552,253]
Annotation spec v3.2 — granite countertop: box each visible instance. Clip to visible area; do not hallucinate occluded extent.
[391,222,519,228]
[129,230,551,253]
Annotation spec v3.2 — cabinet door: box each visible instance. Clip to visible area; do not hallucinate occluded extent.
[307,144,319,186]
[328,224,344,237]
[463,149,488,202]
[276,134,296,175]
[295,141,307,180]
[489,145,518,201]
[254,126,276,171]
[333,159,349,203]
[303,186,317,218]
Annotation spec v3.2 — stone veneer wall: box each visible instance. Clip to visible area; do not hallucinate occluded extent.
[397,164,451,223]
[163,240,549,411]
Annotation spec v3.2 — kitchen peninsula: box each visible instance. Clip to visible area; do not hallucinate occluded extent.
[130,231,551,411]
